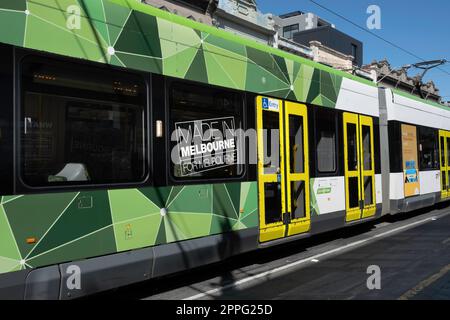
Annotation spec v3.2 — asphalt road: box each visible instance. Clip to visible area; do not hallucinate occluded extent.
[95,202,450,300]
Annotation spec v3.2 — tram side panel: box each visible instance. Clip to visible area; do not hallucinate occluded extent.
[381,88,450,214]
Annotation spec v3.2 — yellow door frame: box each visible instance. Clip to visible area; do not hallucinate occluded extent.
[285,101,311,236]
[257,96,286,242]
[359,115,376,219]
[343,112,376,222]
[439,130,449,199]
[343,113,361,222]
[257,97,310,242]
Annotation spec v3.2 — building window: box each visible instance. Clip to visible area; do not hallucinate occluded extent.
[315,108,337,173]
[418,126,439,170]
[283,24,299,39]
[351,44,358,64]
[170,82,244,181]
[21,57,147,187]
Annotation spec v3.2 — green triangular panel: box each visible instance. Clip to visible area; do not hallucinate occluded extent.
[114,11,162,58]
[240,210,258,228]
[103,0,132,45]
[209,215,234,235]
[1,0,27,11]
[273,55,290,84]
[81,0,111,47]
[213,185,238,220]
[285,90,297,101]
[115,51,162,73]
[164,186,186,208]
[1,196,22,204]
[240,182,258,220]
[27,226,116,268]
[3,192,78,258]
[155,218,167,245]
[109,189,159,223]
[25,1,106,62]
[245,63,290,94]
[306,69,322,104]
[246,47,288,84]
[114,214,162,251]
[294,64,315,102]
[204,50,240,89]
[167,185,212,214]
[139,186,171,208]
[225,183,241,217]
[167,212,212,240]
[163,44,198,78]
[0,205,22,270]
[203,42,247,89]
[204,33,247,57]
[164,215,186,243]
[0,256,20,274]
[0,10,26,47]
[28,191,113,258]
[184,48,208,82]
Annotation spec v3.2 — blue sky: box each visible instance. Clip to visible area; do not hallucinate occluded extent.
[258,0,450,100]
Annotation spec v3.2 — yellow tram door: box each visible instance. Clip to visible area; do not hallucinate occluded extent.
[256,97,310,242]
[343,113,376,222]
[439,130,449,199]
[284,101,311,236]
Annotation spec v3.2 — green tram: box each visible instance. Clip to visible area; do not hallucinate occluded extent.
[0,0,449,299]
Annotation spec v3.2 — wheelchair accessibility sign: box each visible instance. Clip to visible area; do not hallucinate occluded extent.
[262,97,280,112]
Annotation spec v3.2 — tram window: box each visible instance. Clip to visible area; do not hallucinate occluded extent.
[418,127,438,170]
[20,58,147,187]
[170,82,244,180]
[315,109,337,173]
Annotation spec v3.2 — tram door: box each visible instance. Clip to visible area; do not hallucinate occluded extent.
[343,113,376,222]
[439,130,450,199]
[257,96,310,243]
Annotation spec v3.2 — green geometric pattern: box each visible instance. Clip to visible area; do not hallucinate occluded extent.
[0,0,349,108]
[0,0,357,276]
[0,182,257,274]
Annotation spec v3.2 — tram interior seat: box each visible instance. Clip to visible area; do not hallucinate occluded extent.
[48,163,90,182]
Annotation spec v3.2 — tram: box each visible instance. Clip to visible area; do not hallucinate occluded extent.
[0,0,449,299]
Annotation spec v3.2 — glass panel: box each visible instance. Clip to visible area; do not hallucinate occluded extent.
[441,136,446,167]
[419,127,438,170]
[263,111,280,175]
[21,59,146,187]
[291,181,306,219]
[447,171,450,190]
[170,82,243,179]
[347,123,358,171]
[447,138,450,166]
[362,125,372,171]
[289,115,304,174]
[364,176,373,206]
[348,177,359,209]
[316,110,336,173]
[443,171,447,191]
[264,182,282,224]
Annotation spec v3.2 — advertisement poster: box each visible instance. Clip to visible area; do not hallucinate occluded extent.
[401,124,420,197]
[174,116,237,177]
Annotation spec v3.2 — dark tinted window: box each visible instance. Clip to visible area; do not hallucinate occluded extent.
[170,82,244,180]
[418,127,438,170]
[315,109,337,173]
[283,24,299,39]
[21,58,147,187]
